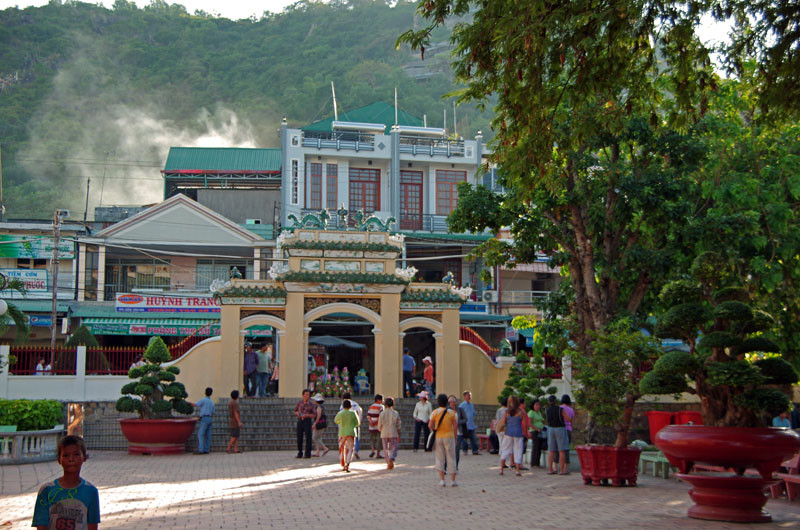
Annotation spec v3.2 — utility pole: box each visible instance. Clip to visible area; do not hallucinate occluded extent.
[50,210,62,368]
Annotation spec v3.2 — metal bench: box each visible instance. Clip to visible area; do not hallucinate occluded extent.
[639,451,674,479]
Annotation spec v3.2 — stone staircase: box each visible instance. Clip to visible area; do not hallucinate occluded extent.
[187,397,498,453]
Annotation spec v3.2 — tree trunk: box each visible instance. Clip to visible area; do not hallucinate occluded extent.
[614,394,638,448]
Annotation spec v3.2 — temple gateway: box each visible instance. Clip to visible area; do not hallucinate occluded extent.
[172,212,511,404]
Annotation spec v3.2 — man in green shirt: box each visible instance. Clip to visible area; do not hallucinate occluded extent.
[334,399,359,472]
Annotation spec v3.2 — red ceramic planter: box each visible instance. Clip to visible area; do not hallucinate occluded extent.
[655,425,800,523]
[119,417,199,455]
[576,445,642,486]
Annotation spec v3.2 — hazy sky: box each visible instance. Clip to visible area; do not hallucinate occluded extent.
[0,0,299,20]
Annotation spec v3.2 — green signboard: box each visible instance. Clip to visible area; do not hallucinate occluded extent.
[0,235,75,259]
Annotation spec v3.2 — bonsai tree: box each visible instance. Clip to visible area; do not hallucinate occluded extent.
[499,317,557,404]
[569,318,663,447]
[63,325,110,374]
[116,336,193,419]
[640,252,799,426]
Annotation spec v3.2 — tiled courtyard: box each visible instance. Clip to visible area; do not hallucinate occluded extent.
[2,450,799,529]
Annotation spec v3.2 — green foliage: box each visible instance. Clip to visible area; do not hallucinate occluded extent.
[116,335,191,419]
[713,287,749,303]
[571,322,663,429]
[0,278,30,345]
[498,348,557,405]
[753,357,799,385]
[65,325,99,347]
[150,399,172,413]
[639,371,689,395]
[652,351,698,376]
[0,399,62,431]
[714,301,753,322]
[157,370,176,382]
[659,280,703,307]
[706,360,766,387]
[698,332,742,351]
[656,304,707,338]
[120,382,138,395]
[690,252,730,290]
[733,388,791,416]
[739,337,781,355]
[172,399,194,415]
[144,337,171,364]
[115,396,141,413]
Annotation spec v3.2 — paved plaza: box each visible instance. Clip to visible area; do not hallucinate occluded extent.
[1,449,799,529]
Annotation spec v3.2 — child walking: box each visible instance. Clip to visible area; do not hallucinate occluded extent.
[334,399,359,472]
[226,390,243,453]
[32,435,100,530]
[377,396,401,469]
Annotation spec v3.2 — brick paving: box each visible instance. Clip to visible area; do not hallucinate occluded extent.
[2,450,799,529]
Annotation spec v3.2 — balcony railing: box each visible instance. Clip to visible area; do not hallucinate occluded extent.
[398,135,465,157]
[398,213,450,232]
[502,290,551,305]
[301,131,375,152]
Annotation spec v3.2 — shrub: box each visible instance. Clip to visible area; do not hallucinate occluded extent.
[115,336,191,419]
[0,399,63,430]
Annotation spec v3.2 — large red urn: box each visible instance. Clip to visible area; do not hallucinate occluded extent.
[655,425,800,523]
[119,418,199,455]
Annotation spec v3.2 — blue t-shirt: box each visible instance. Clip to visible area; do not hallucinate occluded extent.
[459,401,477,430]
[773,416,791,428]
[196,396,215,417]
[402,354,415,372]
[32,478,100,530]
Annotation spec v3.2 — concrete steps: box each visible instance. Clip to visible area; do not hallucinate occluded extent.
[187,396,498,453]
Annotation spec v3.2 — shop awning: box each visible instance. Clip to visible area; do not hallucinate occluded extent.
[82,317,220,337]
[308,335,366,349]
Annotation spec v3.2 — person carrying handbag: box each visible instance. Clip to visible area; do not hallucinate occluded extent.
[428,393,458,487]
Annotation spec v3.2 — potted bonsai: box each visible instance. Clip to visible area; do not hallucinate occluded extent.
[570,318,663,486]
[116,336,197,455]
[640,252,800,522]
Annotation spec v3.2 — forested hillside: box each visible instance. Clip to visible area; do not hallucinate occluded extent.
[0,0,490,219]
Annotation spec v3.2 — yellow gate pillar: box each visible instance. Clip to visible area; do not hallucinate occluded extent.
[438,308,461,398]
[280,292,306,398]
[377,293,401,398]
[219,304,242,396]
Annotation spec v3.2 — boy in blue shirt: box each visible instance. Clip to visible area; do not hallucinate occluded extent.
[32,435,100,530]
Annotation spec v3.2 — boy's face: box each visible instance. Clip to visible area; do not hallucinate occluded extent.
[58,444,86,473]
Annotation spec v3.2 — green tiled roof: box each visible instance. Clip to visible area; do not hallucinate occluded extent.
[218,286,287,298]
[402,289,464,303]
[302,102,423,134]
[240,224,275,239]
[164,147,282,172]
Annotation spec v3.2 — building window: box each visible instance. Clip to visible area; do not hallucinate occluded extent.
[400,170,423,230]
[326,164,338,209]
[291,135,299,146]
[436,170,466,215]
[349,168,380,213]
[104,259,171,301]
[84,249,98,301]
[291,160,299,205]
[308,163,322,209]
[196,260,252,290]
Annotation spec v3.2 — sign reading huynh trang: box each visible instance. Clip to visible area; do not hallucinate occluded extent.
[115,293,221,313]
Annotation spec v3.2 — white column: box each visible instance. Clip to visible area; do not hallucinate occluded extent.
[76,346,86,401]
[253,248,260,280]
[0,345,10,399]
[77,244,86,302]
[97,246,106,300]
